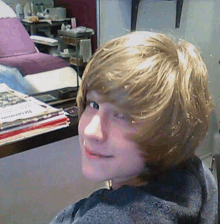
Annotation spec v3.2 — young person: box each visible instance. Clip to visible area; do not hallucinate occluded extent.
[50,31,217,223]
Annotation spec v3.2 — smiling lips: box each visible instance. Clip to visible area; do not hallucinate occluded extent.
[85,147,114,159]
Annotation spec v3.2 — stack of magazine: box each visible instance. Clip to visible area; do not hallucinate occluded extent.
[0,83,70,146]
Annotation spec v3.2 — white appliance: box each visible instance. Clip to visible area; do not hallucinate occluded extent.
[45,7,66,20]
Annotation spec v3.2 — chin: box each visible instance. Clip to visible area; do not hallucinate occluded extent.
[82,168,108,182]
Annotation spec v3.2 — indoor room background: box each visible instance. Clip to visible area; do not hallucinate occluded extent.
[3,0,54,10]
[1,0,220,224]
[3,0,97,52]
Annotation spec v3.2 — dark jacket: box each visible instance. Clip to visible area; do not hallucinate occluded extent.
[50,156,217,224]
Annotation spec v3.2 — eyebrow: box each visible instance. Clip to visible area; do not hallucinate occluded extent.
[86,92,104,103]
[86,95,97,103]
[87,95,128,116]
[86,92,134,119]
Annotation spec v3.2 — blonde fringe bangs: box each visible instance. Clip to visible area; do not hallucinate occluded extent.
[77,32,213,177]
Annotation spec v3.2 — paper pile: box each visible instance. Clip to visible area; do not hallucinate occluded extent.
[0,83,70,146]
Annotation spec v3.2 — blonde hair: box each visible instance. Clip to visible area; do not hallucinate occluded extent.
[77,31,213,181]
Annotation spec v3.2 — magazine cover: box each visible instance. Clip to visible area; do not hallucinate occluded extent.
[0,83,70,145]
[0,83,65,130]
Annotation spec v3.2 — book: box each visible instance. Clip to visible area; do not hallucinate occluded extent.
[0,116,70,146]
[0,83,70,146]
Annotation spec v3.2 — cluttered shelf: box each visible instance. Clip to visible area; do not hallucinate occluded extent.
[58,28,94,77]
[0,86,79,159]
[21,18,71,36]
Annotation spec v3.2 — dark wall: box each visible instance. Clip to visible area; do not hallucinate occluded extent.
[54,0,97,52]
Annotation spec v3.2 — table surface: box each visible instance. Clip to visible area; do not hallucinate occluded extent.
[22,18,70,25]
[58,29,94,38]
[21,19,71,36]
[0,88,79,159]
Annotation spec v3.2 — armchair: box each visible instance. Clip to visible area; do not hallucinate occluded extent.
[0,1,80,95]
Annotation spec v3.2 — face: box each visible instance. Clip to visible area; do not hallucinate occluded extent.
[78,91,145,189]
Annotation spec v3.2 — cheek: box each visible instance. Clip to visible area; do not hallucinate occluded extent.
[110,127,136,149]
[78,114,91,151]
[78,113,89,135]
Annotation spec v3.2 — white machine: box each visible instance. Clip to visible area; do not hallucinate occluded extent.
[44,7,66,20]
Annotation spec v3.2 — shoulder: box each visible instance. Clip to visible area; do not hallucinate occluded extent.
[50,157,204,224]
[50,187,151,224]
[49,197,87,224]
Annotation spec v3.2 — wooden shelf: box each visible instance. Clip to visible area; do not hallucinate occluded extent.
[58,30,93,76]
[59,36,79,45]
[69,56,87,66]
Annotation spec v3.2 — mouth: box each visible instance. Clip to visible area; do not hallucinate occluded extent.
[85,147,114,159]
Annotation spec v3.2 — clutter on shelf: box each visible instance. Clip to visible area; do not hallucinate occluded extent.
[21,1,66,22]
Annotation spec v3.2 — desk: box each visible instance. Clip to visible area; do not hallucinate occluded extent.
[58,29,94,77]
[0,88,78,159]
[21,19,70,37]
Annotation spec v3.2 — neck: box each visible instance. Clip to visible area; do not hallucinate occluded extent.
[111,177,148,190]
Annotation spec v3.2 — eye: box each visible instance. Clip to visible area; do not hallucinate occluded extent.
[89,101,99,110]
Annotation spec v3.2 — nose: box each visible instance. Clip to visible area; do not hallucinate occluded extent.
[84,115,107,142]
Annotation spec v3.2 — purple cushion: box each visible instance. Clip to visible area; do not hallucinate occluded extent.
[0,18,37,58]
[0,52,70,76]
